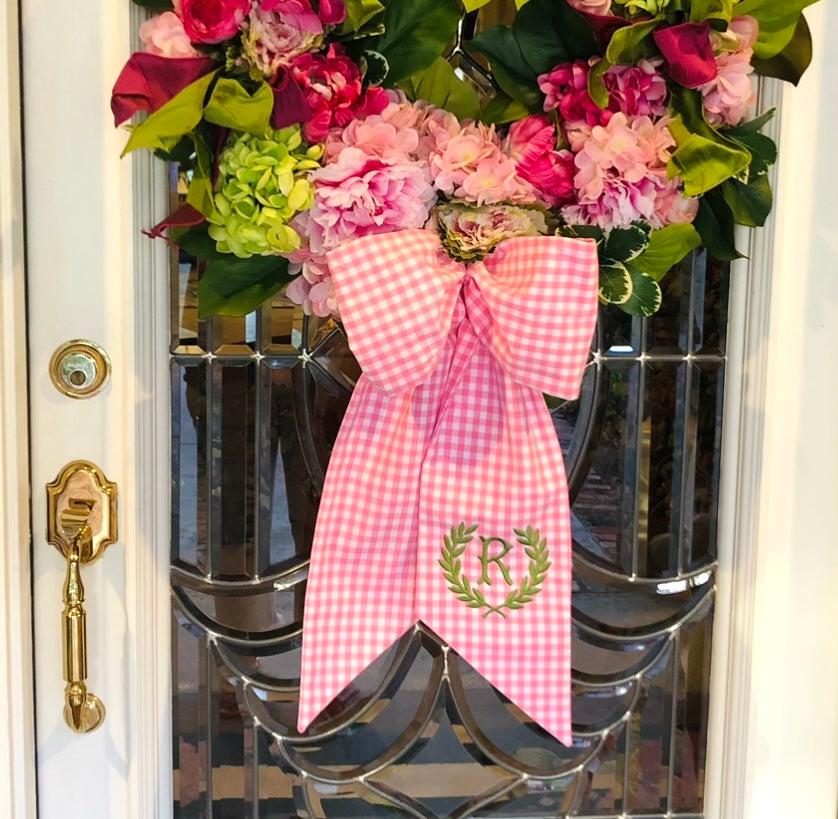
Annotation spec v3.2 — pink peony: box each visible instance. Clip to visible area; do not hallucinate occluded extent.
[698,48,756,126]
[504,115,575,207]
[304,147,436,255]
[140,12,200,58]
[177,0,250,44]
[243,0,326,76]
[290,45,389,143]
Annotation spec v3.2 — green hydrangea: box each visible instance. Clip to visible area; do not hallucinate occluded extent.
[612,0,670,15]
[207,127,322,258]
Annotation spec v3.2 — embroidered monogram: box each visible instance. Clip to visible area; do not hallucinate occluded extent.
[438,524,552,619]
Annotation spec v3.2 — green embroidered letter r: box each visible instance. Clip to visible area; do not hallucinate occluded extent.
[478,537,513,586]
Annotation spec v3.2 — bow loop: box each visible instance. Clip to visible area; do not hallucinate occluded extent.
[326,231,464,394]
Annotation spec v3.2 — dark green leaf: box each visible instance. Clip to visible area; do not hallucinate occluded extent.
[557,223,604,243]
[481,92,531,125]
[733,0,819,60]
[600,224,651,264]
[693,190,743,261]
[185,133,215,217]
[198,255,291,317]
[366,0,460,85]
[621,266,663,316]
[131,0,173,8]
[751,13,813,85]
[721,174,773,227]
[169,222,226,261]
[598,264,632,305]
[397,58,481,120]
[725,128,777,180]
[360,50,389,86]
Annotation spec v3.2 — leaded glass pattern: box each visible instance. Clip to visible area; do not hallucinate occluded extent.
[170,247,725,817]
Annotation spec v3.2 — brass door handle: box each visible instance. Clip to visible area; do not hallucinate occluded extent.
[46,462,118,734]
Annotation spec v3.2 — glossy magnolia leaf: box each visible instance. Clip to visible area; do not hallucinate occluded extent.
[688,0,734,23]
[632,223,702,281]
[600,224,650,264]
[122,71,217,156]
[605,18,661,65]
[338,0,385,35]
[367,0,460,84]
[721,174,773,228]
[693,189,742,261]
[725,114,777,180]
[734,0,819,60]
[751,14,813,86]
[198,254,291,317]
[481,92,532,125]
[468,36,544,108]
[398,58,481,120]
[621,266,663,316]
[598,264,632,305]
[203,79,273,135]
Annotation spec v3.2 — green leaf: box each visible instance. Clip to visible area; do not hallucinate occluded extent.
[366,0,460,85]
[692,189,742,261]
[587,58,611,109]
[462,0,492,9]
[688,0,734,23]
[598,264,632,305]
[203,78,272,135]
[131,0,172,8]
[169,222,226,261]
[667,86,752,196]
[481,92,531,125]
[751,13,813,86]
[600,224,650,264]
[632,223,702,281]
[621,266,663,316]
[398,58,481,120]
[721,174,773,227]
[725,127,777,180]
[122,71,217,156]
[198,255,291,317]
[185,133,215,217]
[733,0,819,60]
[338,0,385,35]
[360,50,389,86]
[605,18,662,65]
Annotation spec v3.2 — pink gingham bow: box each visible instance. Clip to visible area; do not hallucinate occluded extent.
[297,229,599,744]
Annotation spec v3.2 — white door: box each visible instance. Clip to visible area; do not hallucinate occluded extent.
[2,1,836,818]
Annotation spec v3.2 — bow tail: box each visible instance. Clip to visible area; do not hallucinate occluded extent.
[415,354,575,745]
[297,381,426,733]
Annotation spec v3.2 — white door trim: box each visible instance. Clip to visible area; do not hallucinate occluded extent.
[0,1,36,816]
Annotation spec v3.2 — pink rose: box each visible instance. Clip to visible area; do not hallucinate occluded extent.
[290,45,388,143]
[504,115,574,207]
[177,0,250,44]
[244,0,326,76]
[140,12,200,58]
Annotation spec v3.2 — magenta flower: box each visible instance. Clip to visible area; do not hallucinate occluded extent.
[604,59,669,119]
[504,115,575,207]
[290,45,388,143]
[176,0,250,44]
[539,60,608,126]
[139,12,200,58]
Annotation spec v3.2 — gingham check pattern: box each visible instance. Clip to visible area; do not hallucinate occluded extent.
[297,230,599,744]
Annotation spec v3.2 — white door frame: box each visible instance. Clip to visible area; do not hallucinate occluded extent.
[2,2,836,817]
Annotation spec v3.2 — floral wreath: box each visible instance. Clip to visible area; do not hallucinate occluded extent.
[112,0,818,320]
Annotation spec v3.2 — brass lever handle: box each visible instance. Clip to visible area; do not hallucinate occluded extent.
[62,522,105,733]
[46,461,118,735]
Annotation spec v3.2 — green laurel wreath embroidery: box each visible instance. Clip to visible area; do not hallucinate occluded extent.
[438,523,552,619]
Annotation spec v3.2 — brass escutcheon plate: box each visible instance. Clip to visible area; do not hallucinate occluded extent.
[46,461,118,563]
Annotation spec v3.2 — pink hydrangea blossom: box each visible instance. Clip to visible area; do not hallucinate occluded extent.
[698,48,756,126]
[243,0,326,76]
[504,115,575,207]
[604,59,669,119]
[285,256,340,317]
[304,147,436,255]
[290,45,388,143]
[711,15,759,52]
[177,0,250,44]
[564,113,687,229]
[140,12,200,57]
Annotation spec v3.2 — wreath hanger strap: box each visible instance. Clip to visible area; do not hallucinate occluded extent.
[297,230,599,744]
